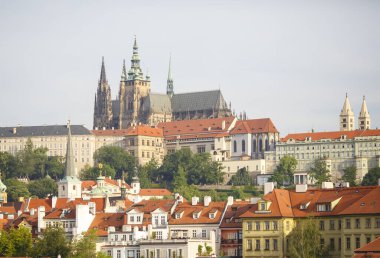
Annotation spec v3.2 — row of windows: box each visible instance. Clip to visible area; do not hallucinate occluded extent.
[247,221,279,231]
[247,238,278,251]
[319,218,380,230]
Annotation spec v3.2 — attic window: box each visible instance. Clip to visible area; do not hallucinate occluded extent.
[255,200,272,214]
[300,201,310,210]
[316,203,331,212]
[193,210,201,219]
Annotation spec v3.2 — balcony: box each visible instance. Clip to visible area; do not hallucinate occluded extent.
[221,238,241,245]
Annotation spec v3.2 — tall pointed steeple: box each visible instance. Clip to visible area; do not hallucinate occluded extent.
[358,95,371,130]
[128,36,144,80]
[167,55,174,97]
[65,121,75,177]
[100,56,107,84]
[340,93,355,131]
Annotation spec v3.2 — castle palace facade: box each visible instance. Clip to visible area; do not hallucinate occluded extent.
[93,38,232,129]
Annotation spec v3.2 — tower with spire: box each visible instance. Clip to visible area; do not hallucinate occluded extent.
[358,96,371,130]
[167,56,174,97]
[118,36,151,128]
[93,57,113,129]
[58,121,82,199]
[340,93,355,131]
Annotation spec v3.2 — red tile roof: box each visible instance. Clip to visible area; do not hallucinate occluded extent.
[87,213,126,236]
[281,129,380,142]
[139,189,172,196]
[220,201,250,229]
[92,125,163,137]
[355,237,380,255]
[241,186,380,219]
[82,178,130,191]
[169,201,226,225]
[230,118,279,135]
[158,117,236,138]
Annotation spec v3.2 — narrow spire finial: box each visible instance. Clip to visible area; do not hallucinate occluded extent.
[100,57,107,84]
[166,54,174,96]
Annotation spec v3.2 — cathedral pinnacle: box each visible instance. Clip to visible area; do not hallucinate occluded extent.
[128,36,143,80]
[100,57,107,84]
[121,59,127,81]
[166,55,174,96]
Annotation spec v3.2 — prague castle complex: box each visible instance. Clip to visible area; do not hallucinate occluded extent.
[93,38,232,130]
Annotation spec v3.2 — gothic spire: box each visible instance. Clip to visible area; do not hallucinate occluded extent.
[121,59,127,81]
[64,121,76,177]
[340,93,354,116]
[100,56,107,84]
[166,55,174,96]
[359,95,369,118]
[128,36,143,80]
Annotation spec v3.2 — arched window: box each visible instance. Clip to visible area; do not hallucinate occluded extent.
[253,139,257,153]
[233,140,237,152]
[242,140,246,153]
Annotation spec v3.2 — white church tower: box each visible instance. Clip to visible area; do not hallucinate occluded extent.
[340,93,355,131]
[58,121,82,198]
[358,96,371,130]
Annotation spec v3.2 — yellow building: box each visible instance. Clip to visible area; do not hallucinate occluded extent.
[240,185,380,258]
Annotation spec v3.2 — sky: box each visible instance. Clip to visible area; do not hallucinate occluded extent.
[0,0,379,135]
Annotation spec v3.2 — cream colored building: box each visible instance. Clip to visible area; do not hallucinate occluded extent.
[0,124,95,175]
[277,130,380,181]
[92,125,165,165]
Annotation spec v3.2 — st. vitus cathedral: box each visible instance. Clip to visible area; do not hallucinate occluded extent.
[93,37,232,129]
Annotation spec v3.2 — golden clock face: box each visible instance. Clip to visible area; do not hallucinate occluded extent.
[98,163,103,169]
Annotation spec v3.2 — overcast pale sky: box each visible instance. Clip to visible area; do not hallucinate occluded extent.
[0,0,379,135]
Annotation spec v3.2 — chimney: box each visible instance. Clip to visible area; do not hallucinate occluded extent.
[191,196,199,206]
[51,196,57,209]
[204,196,211,207]
[296,184,308,193]
[30,208,35,216]
[95,127,99,130]
[321,182,334,189]
[102,127,106,130]
[378,178,380,186]
[250,197,260,204]
[227,196,234,206]
[264,182,274,195]
[12,127,17,134]
[37,206,46,232]
[0,214,3,219]
[221,120,226,130]
[117,179,122,187]
[88,202,96,215]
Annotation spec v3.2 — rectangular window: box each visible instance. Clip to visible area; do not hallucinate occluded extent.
[265,239,270,250]
[338,220,342,230]
[366,218,371,228]
[355,218,360,229]
[273,239,278,251]
[192,230,197,238]
[356,237,360,249]
[156,231,162,240]
[338,238,341,250]
[202,229,207,238]
[197,145,206,153]
[247,222,252,230]
[346,219,351,229]
[247,239,252,250]
[329,220,335,230]
[376,218,380,228]
[286,221,290,231]
[255,239,260,251]
[273,221,278,231]
[320,238,325,248]
[346,237,351,250]
[330,238,335,250]
[265,221,270,230]
[117,250,121,258]
[255,222,260,231]
[320,220,325,231]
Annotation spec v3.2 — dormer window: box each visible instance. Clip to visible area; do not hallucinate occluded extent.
[255,200,272,214]
[209,209,218,219]
[193,210,201,219]
[300,201,311,210]
[317,203,331,212]
[316,197,341,212]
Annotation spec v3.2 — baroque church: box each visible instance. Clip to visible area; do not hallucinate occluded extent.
[93,38,232,129]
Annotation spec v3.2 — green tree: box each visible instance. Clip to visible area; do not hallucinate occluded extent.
[229,167,251,185]
[94,146,136,179]
[0,226,32,257]
[173,184,202,201]
[71,231,97,258]
[0,151,18,179]
[139,159,159,188]
[230,186,247,199]
[32,226,71,258]
[187,153,224,185]
[287,218,329,258]
[270,155,297,186]
[361,167,380,186]
[172,166,187,190]
[28,177,58,198]
[309,158,331,186]
[341,166,357,186]
[4,178,30,202]
[46,156,65,180]
[80,164,116,180]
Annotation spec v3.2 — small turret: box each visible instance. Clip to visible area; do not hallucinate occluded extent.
[166,55,174,97]
[340,93,355,131]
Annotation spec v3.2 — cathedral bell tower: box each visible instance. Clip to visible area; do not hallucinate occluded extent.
[358,96,371,130]
[93,57,113,129]
[118,37,151,128]
[340,93,355,131]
